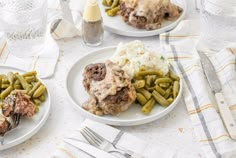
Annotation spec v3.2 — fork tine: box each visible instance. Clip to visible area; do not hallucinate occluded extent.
[84,127,103,143]
[80,131,95,145]
[0,135,4,145]
[84,127,104,142]
[83,128,102,145]
[15,114,21,126]
[80,129,100,146]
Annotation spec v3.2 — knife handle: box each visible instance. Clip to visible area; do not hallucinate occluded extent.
[215,93,236,140]
[130,153,145,158]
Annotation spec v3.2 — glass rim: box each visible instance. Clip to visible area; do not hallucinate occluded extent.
[0,0,47,14]
[202,0,236,9]
[201,0,236,16]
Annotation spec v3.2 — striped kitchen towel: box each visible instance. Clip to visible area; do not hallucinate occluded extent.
[160,20,236,158]
[0,0,84,78]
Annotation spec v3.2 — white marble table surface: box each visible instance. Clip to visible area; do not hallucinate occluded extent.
[0,1,204,157]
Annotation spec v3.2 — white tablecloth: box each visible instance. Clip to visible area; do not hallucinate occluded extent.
[0,0,204,157]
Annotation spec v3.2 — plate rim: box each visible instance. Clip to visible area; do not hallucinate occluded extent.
[0,65,51,150]
[101,0,187,37]
[65,46,183,126]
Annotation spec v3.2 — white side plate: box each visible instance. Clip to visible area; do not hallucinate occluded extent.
[0,66,51,150]
[66,47,183,126]
[99,0,187,37]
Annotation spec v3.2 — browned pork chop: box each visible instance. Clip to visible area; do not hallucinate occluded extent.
[3,91,35,118]
[119,0,182,30]
[82,60,136,116]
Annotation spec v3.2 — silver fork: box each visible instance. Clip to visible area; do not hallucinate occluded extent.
[0,114,21,145]
[80,127,132,158]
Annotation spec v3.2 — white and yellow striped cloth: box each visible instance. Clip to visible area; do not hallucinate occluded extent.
[160,20,236,158]
[0,0,84,78]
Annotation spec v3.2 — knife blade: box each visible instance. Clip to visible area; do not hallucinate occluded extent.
[64,138,118,158]
[198,51,236,140]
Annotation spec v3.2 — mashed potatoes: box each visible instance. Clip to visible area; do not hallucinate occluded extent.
[111,40,169,78]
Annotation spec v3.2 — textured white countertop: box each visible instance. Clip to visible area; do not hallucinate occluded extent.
[0,0,204,157]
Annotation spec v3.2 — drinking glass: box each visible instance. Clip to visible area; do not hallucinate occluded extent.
[0,0,48,57]
[198,0,236,52]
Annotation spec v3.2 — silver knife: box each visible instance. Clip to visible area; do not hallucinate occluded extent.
[64,138,118,158]
[198,51,236,140]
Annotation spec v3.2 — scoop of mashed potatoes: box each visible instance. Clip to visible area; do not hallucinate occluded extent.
[111,40,169,78]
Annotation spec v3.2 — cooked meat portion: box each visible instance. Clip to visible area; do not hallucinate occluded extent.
[103,87,130,105]
[2,91,35,118]
[82,60,136,116]
[85,63,106,82]
[2,94,16,117]
[83,63,106,91]
[119,0,182,30]
[0,115,9,135]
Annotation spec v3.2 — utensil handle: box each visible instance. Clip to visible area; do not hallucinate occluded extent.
[130,153,145,158]
[215,92,236,140]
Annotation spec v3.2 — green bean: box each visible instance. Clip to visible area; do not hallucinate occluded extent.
[2,79,9,84]
[137,70,163,77]
[152,90,169,106]
[14,79,20,85]
[0,86,13,100]
[167,97,174,104]
[155,85,166,96]
[173,81,179,99]
[33,85,46,98]
[35,105,39,113]
[111,0,119,8]
[13,84,22,90]
[7,72,14,85]
[146,75,156,86]
[15,89,28,94]
[141,97,156,114]
[170,70,180,81]
[159,83,170,88]
[136,93,147,105]
[136,88,152,100]
[102,0,109,6]
[133,72,144,80]
[106,7,119,16]
[16,74,31,92]
[22,71,37,77]
[164,87,171,99]
[33,99,41,106]
[1,84,10,89]
[146,87,155,92]
[106,0,113,6]
[28,81,41,96]
[134,80,145,89]
[155,77,173,84]
[39,94,46,102]
[25,76,36,83]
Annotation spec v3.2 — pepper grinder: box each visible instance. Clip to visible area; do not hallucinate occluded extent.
[82,0,104,46]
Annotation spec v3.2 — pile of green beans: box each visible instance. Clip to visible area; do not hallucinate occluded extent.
[102,0,120,17]
[133,67,180,114]
[0,71,47,113]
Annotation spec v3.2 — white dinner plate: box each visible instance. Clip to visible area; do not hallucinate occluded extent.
[66,47,183,126]
[99,0,187,37]
[0,66,51,150]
